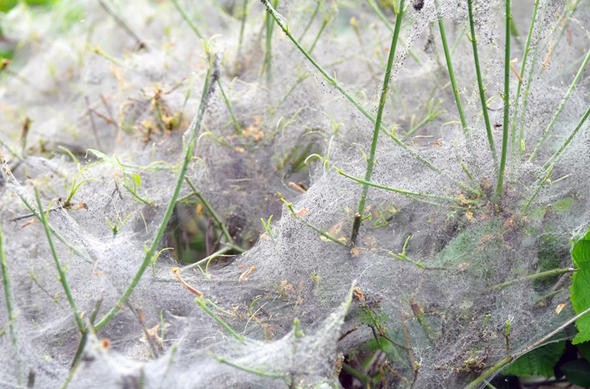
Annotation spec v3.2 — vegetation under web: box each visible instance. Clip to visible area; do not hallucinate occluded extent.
[0,0,589,387]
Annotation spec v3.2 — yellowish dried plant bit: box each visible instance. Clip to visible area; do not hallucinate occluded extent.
[350,247,361,256]
[171,267,204,297]
[555,303,566,315]
[457,193,469,205]
[239,265,256,282]
[295,208,309,217]
[352,287,365,303]
[509,57,523,83]
[465,210,475,223]
[288,181,307,193]
[327,222,343,236]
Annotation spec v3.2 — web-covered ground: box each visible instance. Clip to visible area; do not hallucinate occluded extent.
[1,1,589,387]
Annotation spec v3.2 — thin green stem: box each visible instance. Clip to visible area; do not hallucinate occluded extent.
[467,0,497,163]
[259,0,473,193]
[262,0,278,83]
[540,105,590,171]
[171,0,204,40]
[350,0,405,246]
[215,355,289,381]
[188,246,235,271]
[94,54,219,331]
[487,267,575,290]
[525,105,590,212]
[0,224,17,347]
[14,192,92,263]
[529,49,590,162]
[467,305,590,388]
[297,0,321,42]
[237,0,249,64]
[196,297,245,343]
[34,189,85,333]
[308,11,330,54]
[278,193,348,247]
[337,168,459,204]
[511,0,539,157]
[523,165,553,213]
[216,79,241,133]
[271,72,310,113]
[184,177,245,251]
[517,0,581,153]
[495,0,511,200]
[365,0,422,64]
[434,0,468,135]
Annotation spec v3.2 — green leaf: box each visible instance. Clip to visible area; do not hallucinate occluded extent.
[572,229,590,267]
[571,268,590,344]
[0,0,17,13]
[502,341,565,377]
[561,359,590,386]
[570,228,590,344]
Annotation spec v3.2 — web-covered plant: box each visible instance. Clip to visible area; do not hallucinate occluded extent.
[0,0,589,387]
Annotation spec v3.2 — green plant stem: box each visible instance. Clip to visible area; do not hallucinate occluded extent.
[541,105,590,171]
[190,246,235,270]
[262,0,278,83]
[34,189,85,333]
[297,0,320,42]
[278,193,348,247]
[94,54,219,331]
[350,0,405,246]
[236,0,249,67]
[271,72,310,113]
[0,224,17,347]
[365,0,421,64]
[308,10,330,54]
[196,297,245,343]
[434,0,468,135]
[516,0,581,155]
[171,0,204,40]
[510,0,539,157]
[524,105,590,211]
[467,304,590,388]
[216,79,241,133]
[495,0,511,200]
[184,177,245,251]
[467,0,497,163]
[215,355,289,381]
[337,168,458,204]
[487,267,575,290]
[529,49,590,162]
[14,192,92,263]
[259,0,472,193]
